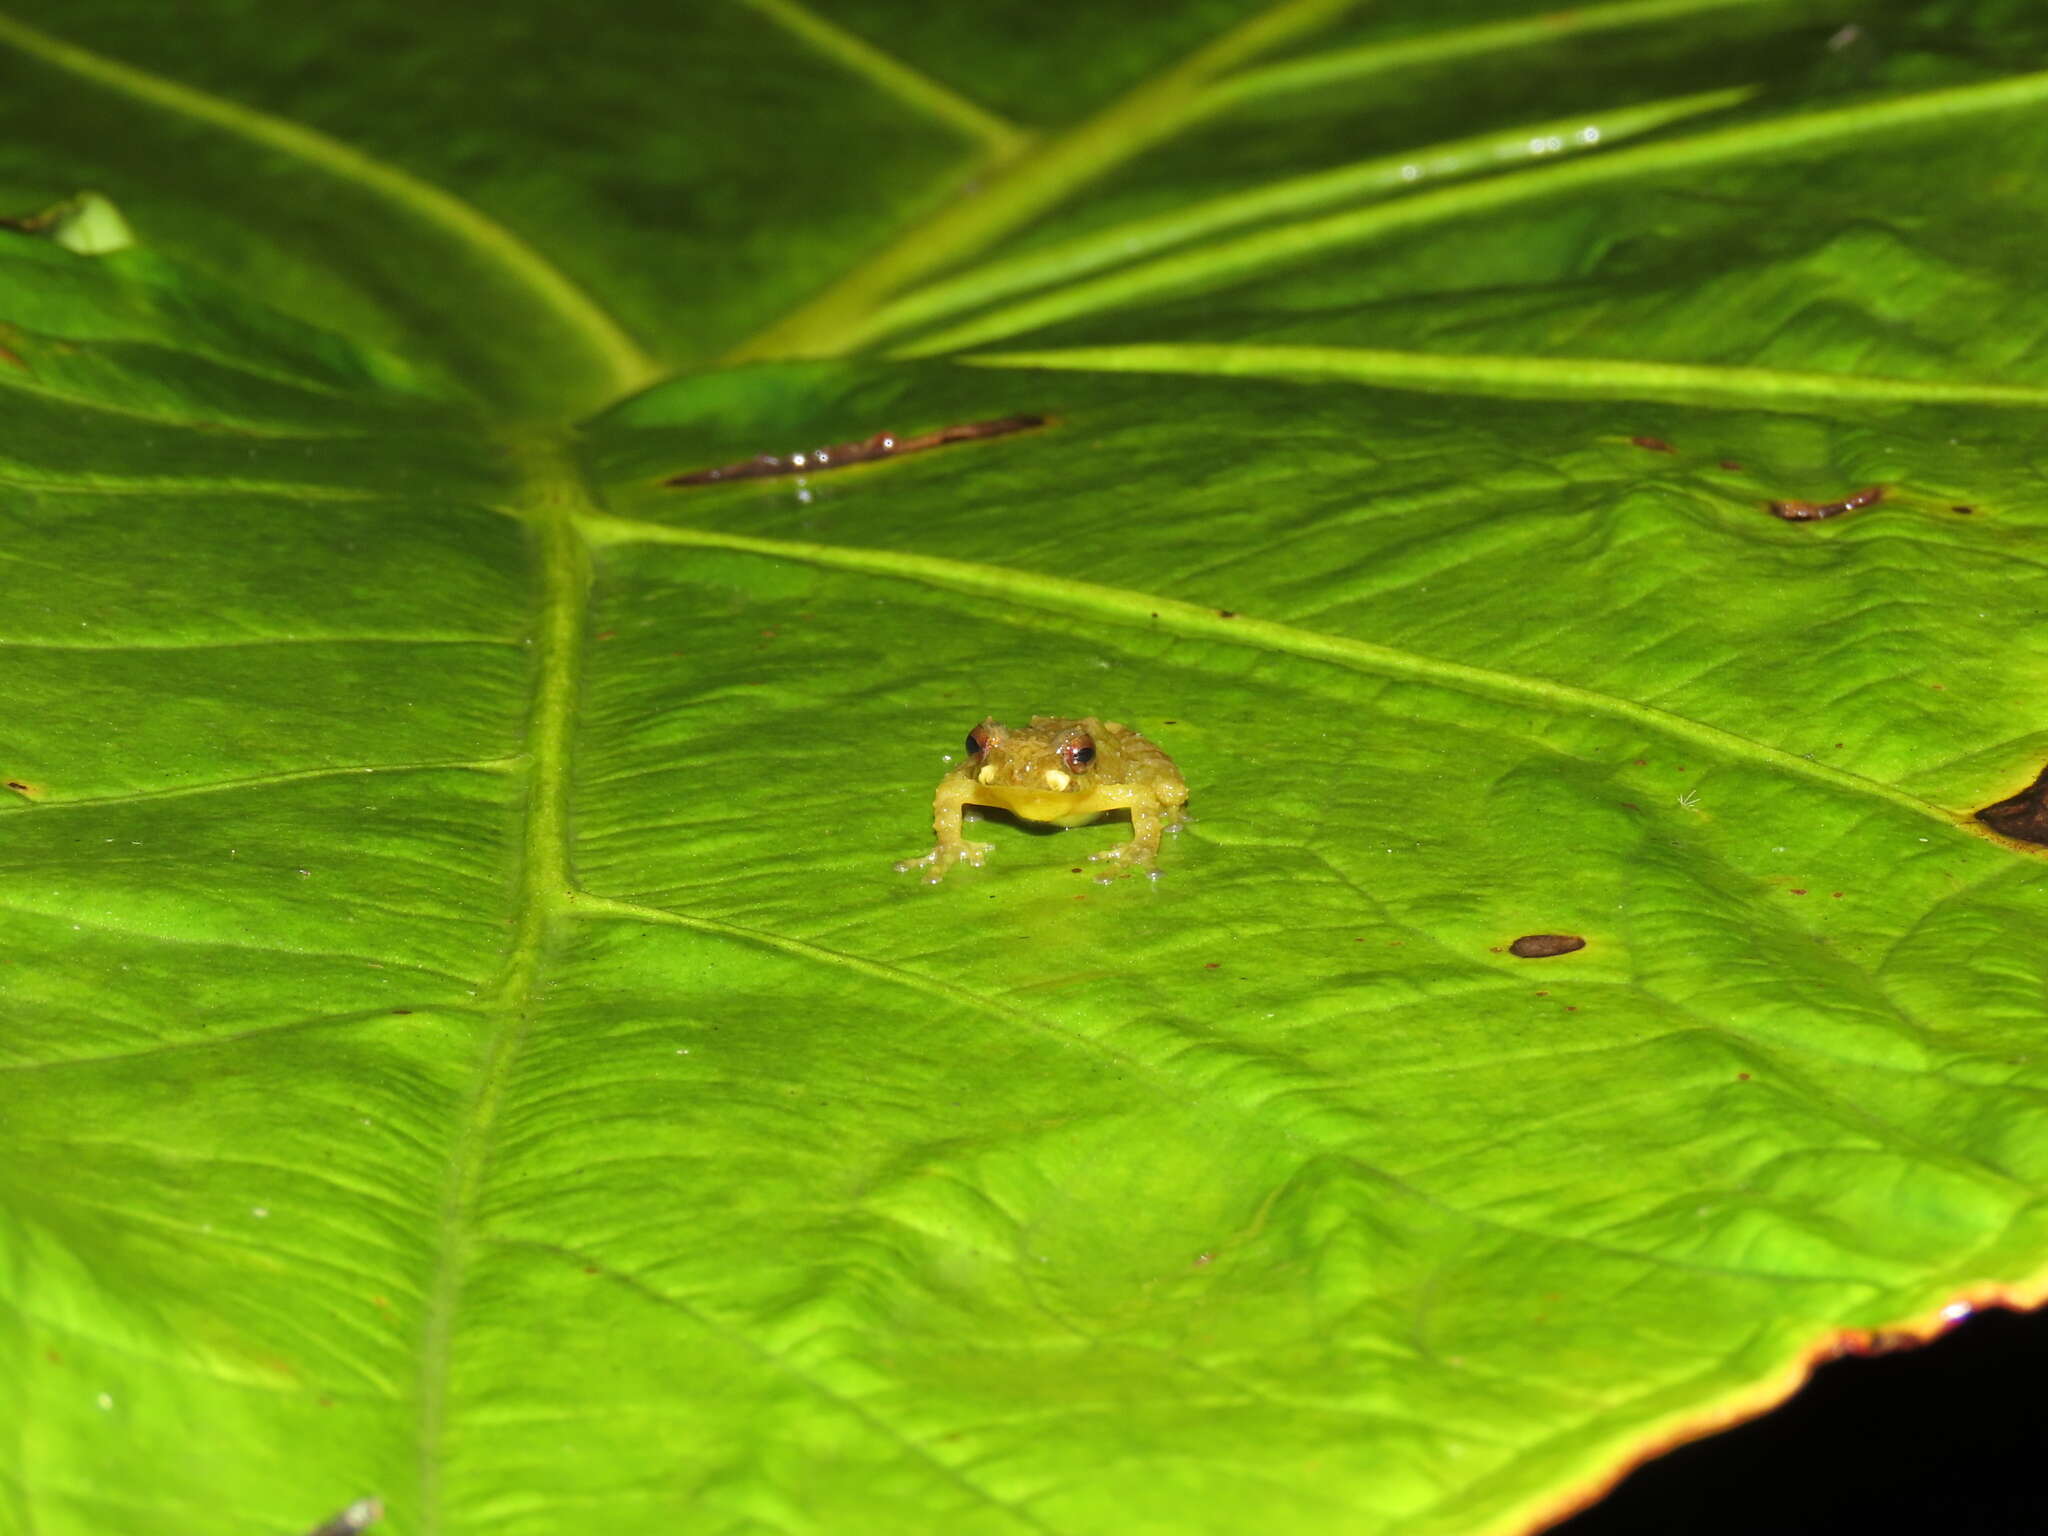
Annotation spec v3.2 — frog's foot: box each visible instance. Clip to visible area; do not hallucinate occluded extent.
[1085,843,1156,882]
[894,841,995,883]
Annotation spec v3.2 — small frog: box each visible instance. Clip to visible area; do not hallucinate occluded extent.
[895,715,1188,883]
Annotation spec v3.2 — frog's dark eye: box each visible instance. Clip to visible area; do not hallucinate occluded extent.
[964,726,990,757]
[1059,735,1097,771]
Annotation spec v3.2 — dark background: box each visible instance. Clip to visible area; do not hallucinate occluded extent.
[1552,1304,2048,1534]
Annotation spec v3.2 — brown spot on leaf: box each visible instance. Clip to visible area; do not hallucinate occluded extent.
[1767,485,1885,521]
[1951,504,1976,515]
[1509,934,1585,958]
[1630,435,1676,454]
[1976,767,2048,846]
[666,414,1048,486]
[1216,609,1238,619]
[1719,459,1744,471]
[4,779,41,800]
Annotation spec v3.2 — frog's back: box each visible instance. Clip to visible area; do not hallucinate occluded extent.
[1063,716,1187,806]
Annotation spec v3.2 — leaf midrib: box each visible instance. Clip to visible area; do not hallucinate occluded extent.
[413,433,591,1533]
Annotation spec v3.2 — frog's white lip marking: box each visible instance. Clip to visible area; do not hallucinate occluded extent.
[977,765,999,785]
[1041,769,1072,792]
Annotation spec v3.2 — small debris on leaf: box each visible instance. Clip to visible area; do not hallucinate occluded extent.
[1509,934,1585,958]
[666,414,1047,486]
[0,190,135,255]
[301,1497,383,1536]
[1767,485,1884,521]
[1630,436,1676,454]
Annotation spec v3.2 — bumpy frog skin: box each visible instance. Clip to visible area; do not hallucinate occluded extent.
[895,716,1189,884]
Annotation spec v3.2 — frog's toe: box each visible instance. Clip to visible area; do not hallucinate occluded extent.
[1086,848,1154,881]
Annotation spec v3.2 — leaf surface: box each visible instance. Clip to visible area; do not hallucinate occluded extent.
[4,2,2048,1534]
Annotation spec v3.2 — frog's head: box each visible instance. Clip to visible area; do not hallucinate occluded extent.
[961,716,1102,797]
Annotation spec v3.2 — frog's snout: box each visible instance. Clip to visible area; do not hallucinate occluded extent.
[978,759,1076,792]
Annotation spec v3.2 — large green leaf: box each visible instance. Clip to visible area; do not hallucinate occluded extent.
[5,1,2047,1532]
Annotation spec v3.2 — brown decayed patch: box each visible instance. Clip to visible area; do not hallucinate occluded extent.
[666,414,1048,486]
[4,779,41,800]
[1509,933,1585,958]
[1975,767,2048,847]
[1767,485,1884,521]
[1630,436,1676,454]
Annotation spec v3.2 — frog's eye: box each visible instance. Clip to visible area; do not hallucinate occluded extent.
[964,726,990,757]
[1059,735,1097,771]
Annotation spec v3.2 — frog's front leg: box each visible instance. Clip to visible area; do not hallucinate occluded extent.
[893,777,995,883]
[1084,788,1178,880]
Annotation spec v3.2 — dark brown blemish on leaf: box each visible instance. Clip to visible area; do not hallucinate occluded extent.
[1509,933,1585,958]
[1719,459,1744,471]
[1216,609,1238,619]
[1768,485,1884,521]
[1951,504,1976,515]
[1975,767,2048,847]
[665,414,1048,486]
[4,779,40,800]
[1631,435,1676,454]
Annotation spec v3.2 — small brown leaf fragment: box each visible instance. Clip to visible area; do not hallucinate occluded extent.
[1630,435,1676,453]
[1951,504,1976,515]
[665,414,1048,486]
[1976,766,2048,846]
[1767,485,1885,521]
[1509,934,1585,958]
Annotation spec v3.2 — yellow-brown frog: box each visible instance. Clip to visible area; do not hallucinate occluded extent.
[895,716,1188,883]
